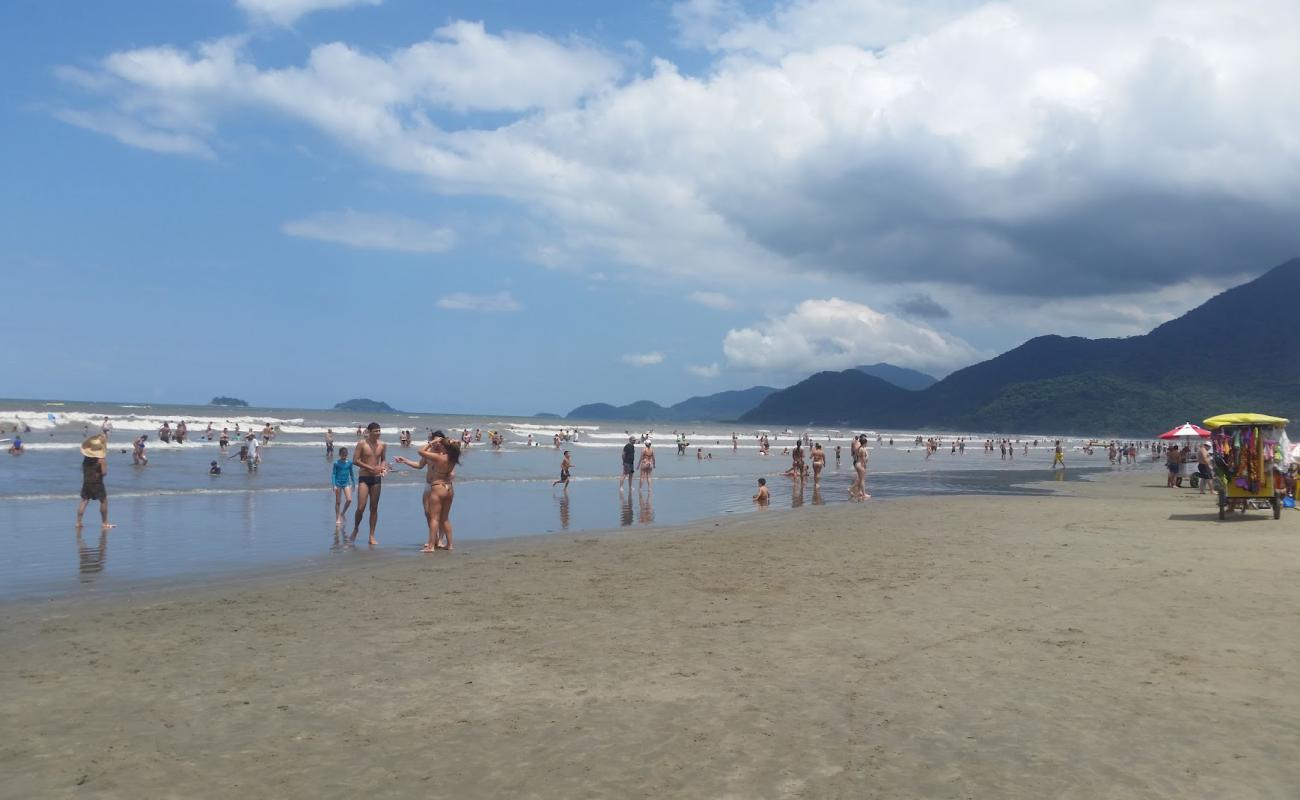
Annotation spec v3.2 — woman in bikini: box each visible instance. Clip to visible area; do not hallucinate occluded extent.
[851,434,871,500]
[639,441,656,491]
[811,442,825,486]
[393,435,460,552]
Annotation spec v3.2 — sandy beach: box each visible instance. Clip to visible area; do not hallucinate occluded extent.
[3,470,1298,799]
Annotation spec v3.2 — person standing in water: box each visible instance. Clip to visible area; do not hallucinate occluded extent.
[638,440,656,491]
[132,434,148,465]
[325,428,335,458]
[811,443,825,486]
[850,434,871,500]
[351,422,387,546]
[619,436,637,491]
[76,434,115,530]
[1052,440,1066,470]
[331,446,356,526]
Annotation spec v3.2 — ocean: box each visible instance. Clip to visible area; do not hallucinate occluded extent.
[0,399,1131,600]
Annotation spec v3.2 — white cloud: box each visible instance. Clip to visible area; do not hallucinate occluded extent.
[687,362,720,378]
[436,291,522,312]
[52,109,215,159]
[56,3,1300,300]
[622,352,665,367]
[723,298,981,374]
[688,291,735,310]
[282,211,456,253]
[235,0,381,26]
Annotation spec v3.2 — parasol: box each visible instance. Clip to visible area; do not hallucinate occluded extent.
[1203,413,1290,429]
[1158,422,1211,440]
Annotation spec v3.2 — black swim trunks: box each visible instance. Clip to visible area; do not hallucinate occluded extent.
[622,461,634,476]
[80,457,106,501]
[358,474,382,487]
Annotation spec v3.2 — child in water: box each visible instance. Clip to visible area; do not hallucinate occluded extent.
[753,477,770,506]
[331,446,356,526]
[209,460,221,475]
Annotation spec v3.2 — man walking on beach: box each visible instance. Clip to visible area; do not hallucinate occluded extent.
[619,436,636,491]
[351,422,387,546]
[76,434,115,530]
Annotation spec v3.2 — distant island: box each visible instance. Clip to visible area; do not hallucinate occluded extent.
[209,396,249,407]
[334,398,397,413]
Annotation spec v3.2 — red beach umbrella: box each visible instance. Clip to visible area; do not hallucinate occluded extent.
[1157,422,1211,440]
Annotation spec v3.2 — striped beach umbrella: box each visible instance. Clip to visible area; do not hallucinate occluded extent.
[1158,422,1211,439]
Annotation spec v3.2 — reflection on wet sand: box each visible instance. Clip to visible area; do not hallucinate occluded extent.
[76,529,107,582]
[557,492,571,530]
[812,485,823,505]
[620,492,634,527]
[792,481,805,509]
[637,491,655,525]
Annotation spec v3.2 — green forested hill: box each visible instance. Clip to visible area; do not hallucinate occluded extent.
[742,257,1300,435]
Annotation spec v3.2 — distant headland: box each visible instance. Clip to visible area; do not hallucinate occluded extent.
[334,398,397,413]
[209,397,249,407]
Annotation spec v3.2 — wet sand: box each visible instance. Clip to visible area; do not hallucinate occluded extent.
[3,470,1299,798]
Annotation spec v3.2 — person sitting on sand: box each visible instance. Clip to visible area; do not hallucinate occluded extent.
[76,434,115,530]
[753,477,770,506]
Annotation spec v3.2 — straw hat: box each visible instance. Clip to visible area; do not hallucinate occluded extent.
[80,434,107,459]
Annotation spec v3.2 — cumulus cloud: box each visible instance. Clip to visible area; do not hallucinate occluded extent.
[236,0,382,26]
[688,291,735,310]
[723,298,980,374]
[55,2,1300,300]
[622,352,665,367]
[436,291,521,312]
[282,211,456,253]
[686,362,721,378]
[895,292,951,320]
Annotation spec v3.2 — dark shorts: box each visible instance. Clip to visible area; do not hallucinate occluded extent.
[560,470,570,481]
[81,480,107,501]
[622,461,634,476]
[1167,463,1180,474]
[359,475,382,487]
[1198,464,1212,479]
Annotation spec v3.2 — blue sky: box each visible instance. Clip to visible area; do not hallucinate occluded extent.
[4,0,1299,414]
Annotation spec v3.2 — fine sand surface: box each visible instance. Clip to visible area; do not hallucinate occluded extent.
[3,470,1299,799]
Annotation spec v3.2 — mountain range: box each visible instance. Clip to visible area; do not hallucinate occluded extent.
[741,257,1300,435]
[565,364,939,422]
[567,258,1298,435]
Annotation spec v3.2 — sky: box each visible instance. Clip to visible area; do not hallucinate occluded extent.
[4,0,1300,414]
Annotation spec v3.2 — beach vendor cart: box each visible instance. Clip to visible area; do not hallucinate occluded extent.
[1203,413,1292,520]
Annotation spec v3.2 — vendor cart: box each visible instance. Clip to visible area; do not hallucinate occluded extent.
[1203,413,1291,520]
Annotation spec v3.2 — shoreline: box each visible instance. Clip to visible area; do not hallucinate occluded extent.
[0,464,1110,603]
[4,469,1297,797]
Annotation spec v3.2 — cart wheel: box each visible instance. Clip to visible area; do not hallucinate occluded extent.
[1274,497,1282,520]
[1218,491,1226,520]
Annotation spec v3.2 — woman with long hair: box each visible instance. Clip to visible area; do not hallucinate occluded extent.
[394,434,461,552]
[422,438,460,552]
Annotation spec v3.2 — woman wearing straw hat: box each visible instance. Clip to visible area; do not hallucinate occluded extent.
[76,434,115,530]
